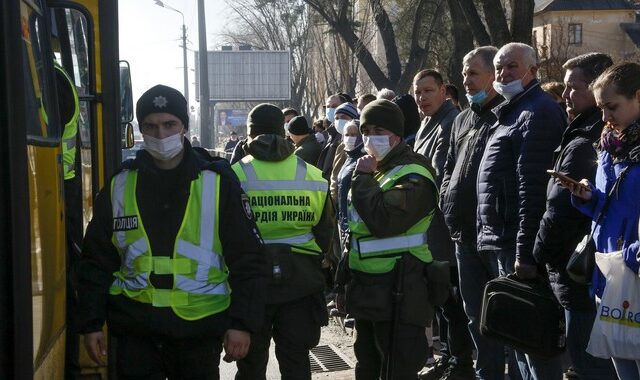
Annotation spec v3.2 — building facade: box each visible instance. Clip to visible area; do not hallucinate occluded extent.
[533,0,639,80]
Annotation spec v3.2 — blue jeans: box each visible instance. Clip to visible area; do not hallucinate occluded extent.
[457,244,520,380]
[612,358,640,380]
[565,308,617,379]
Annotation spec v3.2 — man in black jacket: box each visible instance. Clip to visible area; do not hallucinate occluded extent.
[477,43,567,379]
[440,46,512,380]
[532,53,617,380]
[76,85,266,379]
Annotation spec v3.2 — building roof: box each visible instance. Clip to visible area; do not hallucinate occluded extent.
[534,0,634,14]
[621,23,640,47]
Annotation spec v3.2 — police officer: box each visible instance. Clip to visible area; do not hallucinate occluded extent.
[76,85,266,379]
[336,99,439,379]
[232,104,335,380]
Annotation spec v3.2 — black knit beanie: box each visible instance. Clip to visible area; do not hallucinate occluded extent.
[392,94,420,138]
[247,103,285,137]
[360,99,405,137]
[136,85,189,129]
[287,115,312,136]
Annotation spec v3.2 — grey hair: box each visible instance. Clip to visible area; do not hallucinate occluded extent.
[463,46,499,71]
[344,119,361,134]
[496,42,538,67]
[376,88,396,100]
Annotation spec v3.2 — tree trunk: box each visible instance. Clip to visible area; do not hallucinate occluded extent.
[447,0,474,108]
[456,0,491,46]
[304,0,393,90]
[480,0,511,46]
[395,0,432,93]
[510,0,534,43]
[369,0,402,84]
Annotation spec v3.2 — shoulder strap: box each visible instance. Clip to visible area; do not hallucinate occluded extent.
[590,166,631,235]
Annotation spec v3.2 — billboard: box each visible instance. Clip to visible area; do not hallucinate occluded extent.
[195,50,291,102]
[216,108,248,137]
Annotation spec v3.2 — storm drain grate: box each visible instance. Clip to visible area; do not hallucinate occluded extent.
[309,344,354,373]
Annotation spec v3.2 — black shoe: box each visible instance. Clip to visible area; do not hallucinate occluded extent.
[419,357,449,380]
[439,365,476,380]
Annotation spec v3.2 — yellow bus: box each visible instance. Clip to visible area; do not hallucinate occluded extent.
[0,0,132,378]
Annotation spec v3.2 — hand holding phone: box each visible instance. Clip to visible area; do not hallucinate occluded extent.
[546,170,590,190]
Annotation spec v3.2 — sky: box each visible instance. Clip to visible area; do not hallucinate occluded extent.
[119,0,233,108]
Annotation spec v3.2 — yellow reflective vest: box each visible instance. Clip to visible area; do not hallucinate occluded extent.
[232,154,328,255]
[53,62,79,180]
[348,164,436,273]
[108,169,231,321]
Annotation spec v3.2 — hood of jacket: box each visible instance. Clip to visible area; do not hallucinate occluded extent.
[244,134,295,162]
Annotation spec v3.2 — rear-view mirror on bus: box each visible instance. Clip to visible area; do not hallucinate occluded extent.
[119,60,133,124]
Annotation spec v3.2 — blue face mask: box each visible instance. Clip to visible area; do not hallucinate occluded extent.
[325,107,336,123]
[466,90,488,105]
[335,119,348,135]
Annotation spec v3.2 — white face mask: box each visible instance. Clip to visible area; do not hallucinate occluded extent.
[363,135,392,161]
[343,136,358,151]
[335,119,348,135]
[143,132,184,161]
[492,70,530,101]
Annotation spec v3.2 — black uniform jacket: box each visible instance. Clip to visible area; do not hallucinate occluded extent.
[76,141,267,339]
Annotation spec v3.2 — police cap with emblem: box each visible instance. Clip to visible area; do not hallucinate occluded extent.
[136,84,189,129]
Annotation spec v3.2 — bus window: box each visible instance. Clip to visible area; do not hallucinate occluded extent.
[51,6,94,226]
[24,7,60,141]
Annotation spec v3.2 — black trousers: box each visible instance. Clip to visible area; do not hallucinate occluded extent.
[116,334,222,380]
[235,294,323,380]
[354,319,427,380]
[64,177,83,380]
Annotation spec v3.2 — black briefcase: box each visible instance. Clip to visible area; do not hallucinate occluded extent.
[480,274,566,358]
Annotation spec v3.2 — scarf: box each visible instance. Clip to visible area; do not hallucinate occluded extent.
[600,120,640,160]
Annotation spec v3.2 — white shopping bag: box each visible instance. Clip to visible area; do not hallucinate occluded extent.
[586,251,640,360]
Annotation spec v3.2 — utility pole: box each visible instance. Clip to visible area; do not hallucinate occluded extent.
[198,0,211,148]
[153,1,189,108]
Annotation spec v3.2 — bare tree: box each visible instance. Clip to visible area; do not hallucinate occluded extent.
[302,0,445,93]
[221,0,311,113]
[456,0,535,46]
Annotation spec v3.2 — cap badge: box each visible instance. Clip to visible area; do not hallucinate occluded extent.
[152,96,168,109]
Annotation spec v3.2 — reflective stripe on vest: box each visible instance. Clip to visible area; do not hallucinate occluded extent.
[348,164,436,273]
[109,169,230,319]
[240,158,328,193]
[264,232,315,245]
[353,233,428,255]
[54,63,79,180]
[232,154,327,255]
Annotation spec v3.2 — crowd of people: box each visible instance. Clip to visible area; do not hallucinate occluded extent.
[73,41,640,380]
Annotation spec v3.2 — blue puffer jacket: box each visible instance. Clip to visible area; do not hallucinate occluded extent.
[572,146,640,298]
[476,80,566,264]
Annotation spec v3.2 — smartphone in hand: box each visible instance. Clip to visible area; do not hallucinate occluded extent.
[546,170,590,190]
